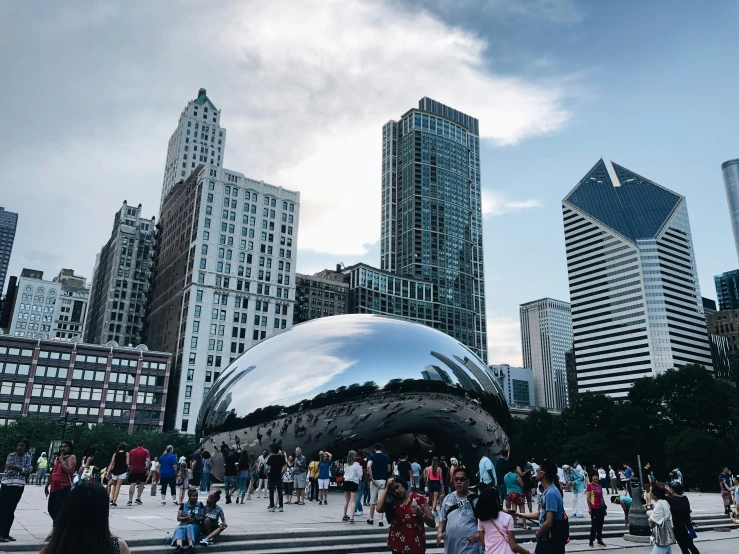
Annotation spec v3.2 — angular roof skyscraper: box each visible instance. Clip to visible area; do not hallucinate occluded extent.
[562,160,712,397]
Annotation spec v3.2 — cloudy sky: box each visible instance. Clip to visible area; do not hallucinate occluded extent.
[2,0,738,365]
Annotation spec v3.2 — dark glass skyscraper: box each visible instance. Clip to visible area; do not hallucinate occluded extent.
[381,98,487,362]
[715,269,739,311]
[0,207,18,296]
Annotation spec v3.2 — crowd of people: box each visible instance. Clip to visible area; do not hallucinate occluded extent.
[2,435,739,553]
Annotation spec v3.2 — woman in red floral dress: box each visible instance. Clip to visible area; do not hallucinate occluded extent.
[377,476,436,554]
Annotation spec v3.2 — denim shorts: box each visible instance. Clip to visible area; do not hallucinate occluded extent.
[224,475,238,491]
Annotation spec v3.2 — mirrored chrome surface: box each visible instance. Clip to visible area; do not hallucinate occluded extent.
[197,315,510,478]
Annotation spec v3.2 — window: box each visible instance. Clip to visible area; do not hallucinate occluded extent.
[183,402,190,415]
[185,386,192,398]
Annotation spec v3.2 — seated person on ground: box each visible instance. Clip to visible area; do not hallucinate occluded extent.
[200,491,228,546]
[172,489,205,553]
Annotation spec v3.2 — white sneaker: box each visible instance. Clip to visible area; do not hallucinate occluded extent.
[160,500,166,505]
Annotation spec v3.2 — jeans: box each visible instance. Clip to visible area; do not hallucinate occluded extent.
[238,471,250,498]
[355,480,365,513]
[362,480,370,504]
[651,546,673,554]
[589,507,605,542]
[268,478,283,508]
[0,485,24,537]
[497,483,507,501]
[48,486,71,523]
[200,473,211,492]
[172,523,200,543]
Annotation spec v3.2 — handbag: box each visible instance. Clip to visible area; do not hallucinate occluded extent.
[687,525,697,540]
[651,520,677,547]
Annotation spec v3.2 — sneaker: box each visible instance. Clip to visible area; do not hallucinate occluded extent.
[135,499,143,505]
[279,507,284,512]
[589,542,594,548]
[110,502,117,508]
[379,521,384,527]
[367,519,374,525]
[235,497,240,504]
[161,500,166,506]
[174,547,183,554]
[200,538,210,546]
[319,500,323,505]
[355,511,363,516]
[127,501,133,506]
[187,546,194,553]
[173,501,179,505]
[268,507,275,512]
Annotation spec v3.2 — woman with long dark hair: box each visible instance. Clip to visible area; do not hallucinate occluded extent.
[106,443,129,508]
[475,487,532,554]
[45,441,76,525]
[41,481,130,554]
[236,450,250,504]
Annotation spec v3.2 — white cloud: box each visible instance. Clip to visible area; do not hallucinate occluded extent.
[0,0,571,286]
[481,190,543,216]
[486,315,523,366]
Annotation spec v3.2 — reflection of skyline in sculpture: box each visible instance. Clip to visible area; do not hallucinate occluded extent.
[196,315,510,479]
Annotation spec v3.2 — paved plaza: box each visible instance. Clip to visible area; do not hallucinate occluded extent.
[3,484,738,553]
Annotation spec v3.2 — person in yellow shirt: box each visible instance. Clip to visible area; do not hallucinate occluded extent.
[308,451,322,501]
[35,453,48,485]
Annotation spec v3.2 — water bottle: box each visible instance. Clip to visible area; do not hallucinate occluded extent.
[165,532,171,546]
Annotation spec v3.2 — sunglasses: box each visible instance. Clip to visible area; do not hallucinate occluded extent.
[453,477,468,482]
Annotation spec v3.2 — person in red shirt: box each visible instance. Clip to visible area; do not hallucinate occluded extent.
[127,440,150,507]
[377,476,435,554]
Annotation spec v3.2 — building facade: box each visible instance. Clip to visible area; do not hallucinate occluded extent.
[8,269,89,340]
[565,348,578,401]
[715,269,739,311]
[707,309,739,352]
[381,98,487,362]
[487,364,535,407]
[146,165,299,432]
[161,89,227,207]
[721,159,739,262]
[294,268,348,324]
[520,298,572,410]
[0,334,170,431]
[0,207,18,295]
[562,159,713,398]
[85,201,155,346]
[345,263,436,327]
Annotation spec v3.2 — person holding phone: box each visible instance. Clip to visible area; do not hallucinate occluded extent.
[45,441,76,525]
[172,489,204,553]
[377,476,435,554]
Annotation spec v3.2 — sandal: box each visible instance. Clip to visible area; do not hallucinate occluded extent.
[342,515,350,521]
[350,518,355,524]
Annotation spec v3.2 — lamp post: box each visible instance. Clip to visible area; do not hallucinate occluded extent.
[627,483,651,539]
[58,413,78,441]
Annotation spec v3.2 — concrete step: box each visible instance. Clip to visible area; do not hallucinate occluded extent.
[4,514,735,553]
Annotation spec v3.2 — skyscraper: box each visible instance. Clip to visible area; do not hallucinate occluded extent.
[721,159,739,261]
[381,98,487,362]
[0,207,18,295]
[147,164,299,432]
[161,89,227,207]
[519,298,572,410]
[562,159,713,397]
[84,201,155,346]
[714,269,739,311]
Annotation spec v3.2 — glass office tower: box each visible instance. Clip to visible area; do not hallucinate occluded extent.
[721,159,739,262]
[381,98,487,362]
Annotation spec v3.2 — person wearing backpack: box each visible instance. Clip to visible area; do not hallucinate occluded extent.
[171,489,205,553]
[586,471,607,547]
[520,460,566,554]
[437,467,482,554]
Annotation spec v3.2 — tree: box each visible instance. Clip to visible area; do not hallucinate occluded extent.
[665,429,721,489]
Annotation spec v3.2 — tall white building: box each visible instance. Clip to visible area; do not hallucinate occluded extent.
[562,159,713,397]
[519,298,572,410]
[147,165,299,433]
[161,89,227,207]
[9,268,89,340]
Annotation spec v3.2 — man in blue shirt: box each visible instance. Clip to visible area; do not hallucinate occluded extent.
[478,449,495,491]
[366,443,391,527]
[535,460,564,554]
[623,463,634,497]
